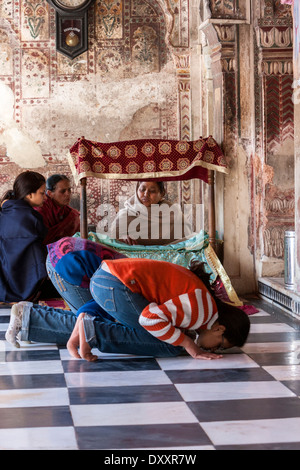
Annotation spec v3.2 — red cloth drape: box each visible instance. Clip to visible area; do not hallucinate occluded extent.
[35,196,80,245]
[68,136,228,184]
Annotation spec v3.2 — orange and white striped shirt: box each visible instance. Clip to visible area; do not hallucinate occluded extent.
[102,258,218,346]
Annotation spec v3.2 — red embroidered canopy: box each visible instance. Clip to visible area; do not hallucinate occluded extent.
[68,136,228,184]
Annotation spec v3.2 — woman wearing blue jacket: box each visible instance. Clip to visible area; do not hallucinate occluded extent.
[0,171,49,302]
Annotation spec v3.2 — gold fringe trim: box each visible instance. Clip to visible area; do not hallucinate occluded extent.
[204,244,243,307]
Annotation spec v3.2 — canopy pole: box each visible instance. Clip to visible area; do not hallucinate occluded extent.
[80,177,88,239]
[208,170,216,251]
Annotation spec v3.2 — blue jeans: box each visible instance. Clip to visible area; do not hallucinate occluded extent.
[46,256,93,314]
[20,303,77,345]
[20,265,183,357]
[87,267,183,356]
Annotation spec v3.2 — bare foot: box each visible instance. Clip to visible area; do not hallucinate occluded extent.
[78,315,98,362]
[67,313,84,359]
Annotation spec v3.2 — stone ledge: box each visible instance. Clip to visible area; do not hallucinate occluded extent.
[258,277,300,319]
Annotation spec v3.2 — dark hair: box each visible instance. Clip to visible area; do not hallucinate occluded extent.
[188,260,214,295]
[189,259,250,347]
[1,171,45,206]
[46,174,70,192]
[216,300,250,347]
[136,181,165,194]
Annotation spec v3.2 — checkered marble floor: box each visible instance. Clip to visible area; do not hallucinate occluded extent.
[1,298,300,451]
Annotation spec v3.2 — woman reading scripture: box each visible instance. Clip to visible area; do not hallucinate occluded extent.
[109,181,193,245]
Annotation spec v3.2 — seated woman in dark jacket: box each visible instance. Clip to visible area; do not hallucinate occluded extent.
[0,171,49,302]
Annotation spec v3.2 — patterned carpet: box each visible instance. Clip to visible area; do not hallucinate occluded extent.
[0,298,300,451]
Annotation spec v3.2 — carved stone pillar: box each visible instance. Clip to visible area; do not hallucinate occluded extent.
[199,0,253,288]
[291,1,300,292]
[254,0,294,276]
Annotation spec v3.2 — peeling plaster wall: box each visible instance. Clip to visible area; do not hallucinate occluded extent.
[0,81,45,168]
[47,66,177,143]
[0,4,178,160]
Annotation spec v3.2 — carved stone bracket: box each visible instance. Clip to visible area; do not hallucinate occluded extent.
[174,54,191,141]
[199,0,238,155]
[255,0,293,75]
[199,0,250,25]
[257,25,293,75]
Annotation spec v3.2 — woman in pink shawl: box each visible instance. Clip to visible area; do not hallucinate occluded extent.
[36,174,80,245]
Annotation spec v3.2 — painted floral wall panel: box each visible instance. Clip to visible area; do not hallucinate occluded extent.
[21,1,49,41]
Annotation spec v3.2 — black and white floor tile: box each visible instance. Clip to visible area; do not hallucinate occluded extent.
[1,298,300,451]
